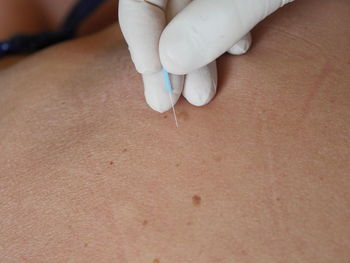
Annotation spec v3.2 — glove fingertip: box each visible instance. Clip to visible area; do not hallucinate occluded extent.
[142,71,183,113]
[227,33,252,55]
[183,63,217,107]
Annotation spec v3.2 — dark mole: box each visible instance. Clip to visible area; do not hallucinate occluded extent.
[175,163,180,167]
[84,243,88,247]
[276,197,281,201]
[153,259,160,263]
[192,195,201,207]
[142,220,148,226]
[122,148,127,153]
[163,115,168,119]
[109,161,114,165]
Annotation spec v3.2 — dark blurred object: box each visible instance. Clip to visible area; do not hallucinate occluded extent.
[0,0,107,58]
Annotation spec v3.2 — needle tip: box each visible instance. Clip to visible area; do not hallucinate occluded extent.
[168,93,179,128]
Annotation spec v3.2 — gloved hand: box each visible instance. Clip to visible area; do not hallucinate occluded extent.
[119,0,295,113]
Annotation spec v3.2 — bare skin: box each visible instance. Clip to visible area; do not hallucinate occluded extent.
[0,0,350,262]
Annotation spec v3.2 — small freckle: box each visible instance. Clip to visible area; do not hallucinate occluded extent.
[192,195,201,207]
[84,243,88,247]
[276,197,281,201]
[109,161,114,165]
[142,220,148,226]
[175,163,180,167]
[319,176,324,181]
[122,148,127,153]
[187,221,192,225]
[153,258,160,263]
[163,115,168,119]
[241,249,247,255]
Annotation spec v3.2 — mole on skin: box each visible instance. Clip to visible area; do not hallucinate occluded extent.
[142,220,148,226]
[109,161,114,165]
[192,195,201,207]
[122,148,127,152]
[153,259,160,263]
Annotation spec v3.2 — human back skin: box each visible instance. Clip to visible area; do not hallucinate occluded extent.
[0,0,350,262]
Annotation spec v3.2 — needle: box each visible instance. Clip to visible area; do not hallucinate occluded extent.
[168,91,179,128]
[162,68,179,128]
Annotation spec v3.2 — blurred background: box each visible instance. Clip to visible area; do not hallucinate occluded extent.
[0,0,117,68]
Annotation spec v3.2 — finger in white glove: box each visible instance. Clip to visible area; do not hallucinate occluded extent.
[228,32,252,55]
[119,0,166,74]
[181,30,253,106]
[159,0,295,75]
[167,0,219,107]
[182,61,218,107]
[120,0,294,112]
[143,71,183,113]
[119,0,184,113]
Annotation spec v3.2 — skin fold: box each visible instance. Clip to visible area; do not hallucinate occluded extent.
[0,0,349,262]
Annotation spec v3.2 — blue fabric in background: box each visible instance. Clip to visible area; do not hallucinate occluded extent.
[0,0,107,58]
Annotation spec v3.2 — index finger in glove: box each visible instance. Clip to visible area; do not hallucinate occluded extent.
[119,0,168,74]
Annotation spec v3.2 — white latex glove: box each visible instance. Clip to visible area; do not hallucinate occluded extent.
[119,0,295,113]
